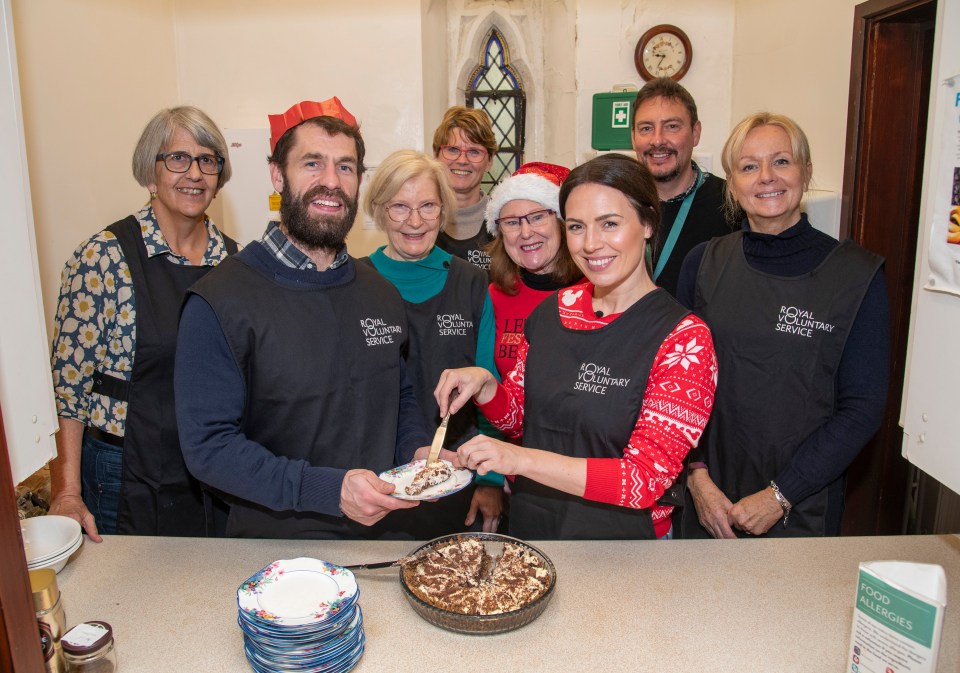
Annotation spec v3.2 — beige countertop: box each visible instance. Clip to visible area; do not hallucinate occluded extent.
[53,534,960,672]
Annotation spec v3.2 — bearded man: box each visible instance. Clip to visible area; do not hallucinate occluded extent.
[631,78,734,297]
[175,98,433,539]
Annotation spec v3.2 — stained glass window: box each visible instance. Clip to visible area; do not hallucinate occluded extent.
[466,28,526,192]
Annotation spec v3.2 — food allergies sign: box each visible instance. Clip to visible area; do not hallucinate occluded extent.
[847,562,946,673]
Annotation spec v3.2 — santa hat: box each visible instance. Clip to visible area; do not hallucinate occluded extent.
[485,162,571,237]
[268,97,358,152]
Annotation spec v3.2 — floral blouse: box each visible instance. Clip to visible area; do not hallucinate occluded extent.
[51,205,233,436]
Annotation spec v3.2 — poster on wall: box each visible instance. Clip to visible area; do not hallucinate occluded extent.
[925,73,960,295]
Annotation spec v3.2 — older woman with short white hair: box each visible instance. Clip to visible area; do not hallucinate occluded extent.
[362,149,503,535]
[49,106,238,539]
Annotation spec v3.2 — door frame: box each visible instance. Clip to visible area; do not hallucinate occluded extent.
[839,0,936,535]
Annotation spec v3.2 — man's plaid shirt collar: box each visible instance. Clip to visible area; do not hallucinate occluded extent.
[260,221,349,270]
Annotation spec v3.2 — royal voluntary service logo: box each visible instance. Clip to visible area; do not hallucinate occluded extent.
[574,362,631,395]
[360,316,402,346]
[776,305,835,338]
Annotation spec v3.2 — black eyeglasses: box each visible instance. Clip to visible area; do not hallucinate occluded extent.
[495,209,555,232]
[156,152,224,175]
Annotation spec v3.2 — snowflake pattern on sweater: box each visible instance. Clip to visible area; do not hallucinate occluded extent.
[479,280,718,533]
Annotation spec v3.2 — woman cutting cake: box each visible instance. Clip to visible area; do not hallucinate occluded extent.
[435,154,718,540]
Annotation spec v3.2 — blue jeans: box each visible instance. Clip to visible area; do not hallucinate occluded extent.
[81,433,123,534]
[658,525,674,540]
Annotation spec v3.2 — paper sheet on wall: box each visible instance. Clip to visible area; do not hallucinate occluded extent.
[847,561,946,673]
[925,73,960,295]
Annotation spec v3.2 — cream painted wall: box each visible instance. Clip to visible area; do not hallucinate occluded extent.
[10,0,886,338]
[422,0,449,142]
[13,0,180,340]
[574,0,736,169]
[15,0,429,330]
[732,0,861,194]
[171,0,426,257]
[171,0,426,157]
[543,0,577,168]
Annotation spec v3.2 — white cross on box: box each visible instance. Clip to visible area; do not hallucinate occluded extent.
[612,101,630,128]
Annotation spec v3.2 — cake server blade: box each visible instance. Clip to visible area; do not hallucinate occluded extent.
[343,554,418,571]
[426,412,451,464]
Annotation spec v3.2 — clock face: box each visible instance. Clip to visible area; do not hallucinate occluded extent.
[641,32,688,79]
[635,25,692,81]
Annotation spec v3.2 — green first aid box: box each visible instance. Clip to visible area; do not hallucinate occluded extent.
[591,92,635,151]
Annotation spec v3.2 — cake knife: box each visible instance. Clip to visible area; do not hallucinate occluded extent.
[426,412,451,464]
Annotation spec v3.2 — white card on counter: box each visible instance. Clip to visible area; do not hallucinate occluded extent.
[847,561,946,673]
[63,622,108,646]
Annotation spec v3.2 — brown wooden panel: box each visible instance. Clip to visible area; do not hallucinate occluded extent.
[840,0,936,535]
[0,405,46,672]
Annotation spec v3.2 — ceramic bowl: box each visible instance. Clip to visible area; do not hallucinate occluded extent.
[399,532,556,635]
[21,515,82,565]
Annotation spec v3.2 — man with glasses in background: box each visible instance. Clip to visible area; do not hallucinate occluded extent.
[431,106,499,270]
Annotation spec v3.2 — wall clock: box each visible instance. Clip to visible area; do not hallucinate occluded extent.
[634,24,692,81]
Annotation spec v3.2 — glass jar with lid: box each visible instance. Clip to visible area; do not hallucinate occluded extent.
[61,621,117,673]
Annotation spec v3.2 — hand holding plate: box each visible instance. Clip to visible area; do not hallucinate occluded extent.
[340,468,418,525]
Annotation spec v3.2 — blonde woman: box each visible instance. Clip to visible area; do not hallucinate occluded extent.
[362,149,503,535]
[678,112,889,538]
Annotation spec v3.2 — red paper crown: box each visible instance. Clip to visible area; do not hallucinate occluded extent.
[268,97,358,152]
[512,161,571,186]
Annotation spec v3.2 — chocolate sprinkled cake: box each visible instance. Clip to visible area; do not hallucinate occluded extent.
[403,536,552,616]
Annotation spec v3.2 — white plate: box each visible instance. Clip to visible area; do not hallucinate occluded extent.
[237,558,358,626]
[379,459,472,501]
[27,535,83,574]
[21,515,82,564]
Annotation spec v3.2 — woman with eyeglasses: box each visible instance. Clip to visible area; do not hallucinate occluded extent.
[362,150,503,535]
[49,106,238,539]
[435,154,718,540]
[484,162,583,385]
[431,106,499,270]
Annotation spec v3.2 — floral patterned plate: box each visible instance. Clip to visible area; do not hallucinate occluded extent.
[237,558,359,626]
[379,459,472,501]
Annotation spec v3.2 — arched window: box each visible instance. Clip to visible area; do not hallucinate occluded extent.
[466,28,526,192]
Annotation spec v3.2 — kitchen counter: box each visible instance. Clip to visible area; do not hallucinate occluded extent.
[55,534,960,672]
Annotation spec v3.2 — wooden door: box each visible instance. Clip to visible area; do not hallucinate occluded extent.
[0,405,46,672]
[839,0,936,535]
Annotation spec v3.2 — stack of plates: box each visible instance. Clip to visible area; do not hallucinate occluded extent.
[237,558,364,673]
[21,515,83,574]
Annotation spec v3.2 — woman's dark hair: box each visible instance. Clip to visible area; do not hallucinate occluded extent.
[559,154,661,254]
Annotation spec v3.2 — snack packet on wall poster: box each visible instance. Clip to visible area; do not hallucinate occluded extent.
[925,74,960,294]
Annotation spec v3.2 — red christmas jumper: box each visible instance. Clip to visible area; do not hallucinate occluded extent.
[479,280,718,538]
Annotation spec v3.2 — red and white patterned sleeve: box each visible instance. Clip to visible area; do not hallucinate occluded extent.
[476,338,528,438]
[582,316,718,511]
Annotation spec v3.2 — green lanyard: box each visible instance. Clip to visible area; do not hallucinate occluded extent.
[653,170,706,282]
